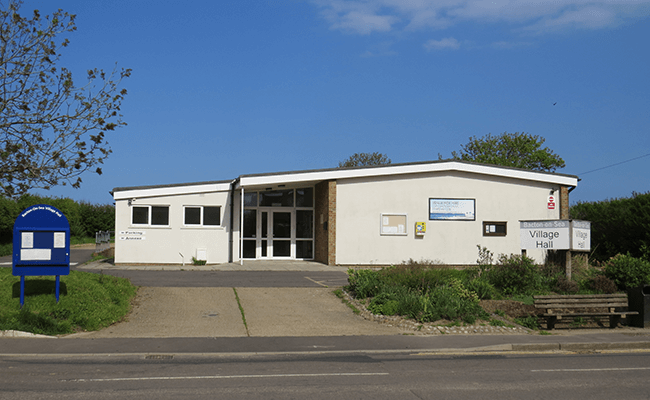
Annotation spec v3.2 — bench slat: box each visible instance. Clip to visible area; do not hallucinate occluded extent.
[534,294,627,299]
[535,302,628,309]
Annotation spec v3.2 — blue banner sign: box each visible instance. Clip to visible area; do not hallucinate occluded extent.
[12,204,71,306]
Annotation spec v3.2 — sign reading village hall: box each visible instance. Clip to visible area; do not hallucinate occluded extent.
[520,220,591,251]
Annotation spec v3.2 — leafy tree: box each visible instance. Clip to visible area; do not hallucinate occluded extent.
[338,152,391,168]
[443,132,565,172]
[0,1,131,198]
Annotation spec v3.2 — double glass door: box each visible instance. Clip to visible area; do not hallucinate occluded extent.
[260,210,291,257]
[242,208,313,259]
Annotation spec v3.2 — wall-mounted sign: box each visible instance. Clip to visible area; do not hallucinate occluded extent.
[520,220,591,251]
[119,230,146,241]
[429,199,475,221]
[547,195,556,210]
[415,222,426,236]
[381,214,407,236]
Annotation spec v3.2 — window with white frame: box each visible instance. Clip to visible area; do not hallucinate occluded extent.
[184,206,221,226]
[132,205,169,226]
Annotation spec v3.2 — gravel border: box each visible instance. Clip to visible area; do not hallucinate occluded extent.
[341,289,535,335]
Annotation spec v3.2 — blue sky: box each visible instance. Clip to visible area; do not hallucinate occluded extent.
[17,0,650,205]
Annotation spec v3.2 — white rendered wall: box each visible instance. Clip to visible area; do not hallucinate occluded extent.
[335,171,560,265]
[114,191,231,265]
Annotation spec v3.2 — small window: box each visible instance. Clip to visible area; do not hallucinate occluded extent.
[204,206,221,226]
[132,206,149,224]
[483,221,507,237]
[184,207,201,225]
[244,192,258,207]
[151,206,169,225]
[132,205,169,226]
[184,206,221,226]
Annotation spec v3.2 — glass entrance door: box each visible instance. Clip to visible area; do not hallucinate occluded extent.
[242,188,314,260]
[271,211,291,257]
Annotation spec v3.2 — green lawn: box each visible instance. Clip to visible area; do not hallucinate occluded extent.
[0,268,137,336]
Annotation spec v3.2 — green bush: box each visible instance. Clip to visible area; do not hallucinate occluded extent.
[483,254,544,295]
[603,253,650,290]
[351,266,489,324]
[570,192,650,261]
[465,277,498,300]
[514,315,540,330]
[0,195,115,250]
[589,274,617,294]
[347,269,383,298]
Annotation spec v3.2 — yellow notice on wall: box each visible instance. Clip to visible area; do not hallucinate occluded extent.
[415,222,426,236]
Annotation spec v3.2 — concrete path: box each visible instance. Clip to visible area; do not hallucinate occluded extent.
[69,286,402,338]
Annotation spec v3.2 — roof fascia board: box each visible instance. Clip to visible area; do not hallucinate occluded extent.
[113,182,232,200]
[237,162,578,188]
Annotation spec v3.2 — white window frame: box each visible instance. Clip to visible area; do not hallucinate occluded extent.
[183,205,221,227]
[131,205,170,227]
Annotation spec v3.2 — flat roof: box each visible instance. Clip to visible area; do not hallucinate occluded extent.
[237,159,578,188]
[113,160,579,200]
[112,180,233,200]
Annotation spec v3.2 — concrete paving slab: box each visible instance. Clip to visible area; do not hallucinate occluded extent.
[72,287,247,338]
[237,287,403,337]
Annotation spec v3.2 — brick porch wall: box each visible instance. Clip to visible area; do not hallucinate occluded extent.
[560,185,569,219]
[314,180,336,265]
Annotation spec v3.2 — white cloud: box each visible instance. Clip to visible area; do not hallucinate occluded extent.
[423,37,461,50]
[311,0,650,35]
[332,11,399,34]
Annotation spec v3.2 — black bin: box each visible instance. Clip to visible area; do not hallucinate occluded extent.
[628,285,650,328]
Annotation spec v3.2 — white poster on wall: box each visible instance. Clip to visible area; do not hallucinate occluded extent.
[429,199,475,221]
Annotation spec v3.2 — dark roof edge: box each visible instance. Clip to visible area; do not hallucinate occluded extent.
[112,179,234,193]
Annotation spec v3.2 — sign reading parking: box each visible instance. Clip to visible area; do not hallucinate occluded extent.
[13,204,70,306]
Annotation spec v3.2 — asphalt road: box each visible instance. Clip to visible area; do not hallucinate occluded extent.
[86,269,349,287]
[0,247,95,267]
[2,248,349,287]
[2,350,649,399]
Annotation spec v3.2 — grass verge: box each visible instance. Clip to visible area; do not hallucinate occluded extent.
[0,268,137,336]
[232,287,250,337]
[333,288,361,315]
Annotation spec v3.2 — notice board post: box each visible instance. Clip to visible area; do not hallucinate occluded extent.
[12,205,71,307]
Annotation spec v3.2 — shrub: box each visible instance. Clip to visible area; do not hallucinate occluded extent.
[368,292,400,316]
[514,315,540,330]
[589,274,617,294]
[347,269,383,298]
[483,254,544,295]
[465,277,498,300]
[603,253,650,290]
[570,192,650,261]
[555,276,579,294]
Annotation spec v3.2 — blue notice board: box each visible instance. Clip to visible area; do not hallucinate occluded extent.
[13,204,70,277]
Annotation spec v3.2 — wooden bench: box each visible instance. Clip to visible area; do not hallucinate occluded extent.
[533,294,638,329]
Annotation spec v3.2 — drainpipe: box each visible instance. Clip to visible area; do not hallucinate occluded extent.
[228,178,238,263]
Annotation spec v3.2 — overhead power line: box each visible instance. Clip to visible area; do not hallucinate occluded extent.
[579,152,650,176]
